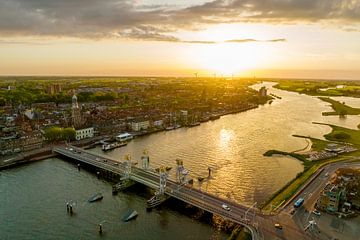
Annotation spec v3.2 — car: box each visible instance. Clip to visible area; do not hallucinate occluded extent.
[113,162,119,166]
[221,204,231,211]
[325,172,329,177]
[290,209,296,215]
[312,210,321,216]
[274,223,283,229]
[69,148,73,151]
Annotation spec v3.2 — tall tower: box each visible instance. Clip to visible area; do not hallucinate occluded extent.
[71,93,82,128]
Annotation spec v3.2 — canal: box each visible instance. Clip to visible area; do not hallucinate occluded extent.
[1,82,360,239]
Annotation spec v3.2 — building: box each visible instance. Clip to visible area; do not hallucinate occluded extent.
[131,120,150,131]
[180,110,188,125]
[259,86,267,97]
[316,184,345,213]
[71,94,82,128]
[46,84,62,95]
[75,127,94,140]
[153,120,163,128]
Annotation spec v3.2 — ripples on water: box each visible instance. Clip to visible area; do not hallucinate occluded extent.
[0,159,228,240]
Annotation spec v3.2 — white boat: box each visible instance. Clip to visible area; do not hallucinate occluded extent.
[102,141,127,151]
[165,126,175,131]
[115,133,133,142]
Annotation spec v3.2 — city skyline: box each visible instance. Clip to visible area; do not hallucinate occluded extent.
[1,0,360,79]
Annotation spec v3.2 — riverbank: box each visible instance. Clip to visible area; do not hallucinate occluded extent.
[261,122,360,212]
[273,79,360,98]
[318,97,360,116]
[0,103,263,171]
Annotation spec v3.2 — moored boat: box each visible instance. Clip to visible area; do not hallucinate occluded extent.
[102,141,127,151]
[88,193,103,202]
[122,209,138,222]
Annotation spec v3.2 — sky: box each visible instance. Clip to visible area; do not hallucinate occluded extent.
[0,0,360,79]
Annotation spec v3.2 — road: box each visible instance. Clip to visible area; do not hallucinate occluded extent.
[283,160,360,240]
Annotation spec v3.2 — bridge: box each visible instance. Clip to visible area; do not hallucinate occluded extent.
[53,146,308,240]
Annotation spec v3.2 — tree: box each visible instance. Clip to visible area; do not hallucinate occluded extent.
[62,127,76,141]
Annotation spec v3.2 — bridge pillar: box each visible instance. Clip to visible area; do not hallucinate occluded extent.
[141,150,150,170]
[147,166,170,208]
[176,159,189,184]
[124,154,132,179]
[112,154,135,194]
[159,166,167,195]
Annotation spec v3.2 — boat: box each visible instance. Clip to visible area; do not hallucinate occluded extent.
[84,143,96,149]
[188,122,200,127]
[102,141,127,151]
[115,132,133,142]
[165,126,175,131]
[88,193,103,202]
[210,115,220,120]
[122,209,138,222]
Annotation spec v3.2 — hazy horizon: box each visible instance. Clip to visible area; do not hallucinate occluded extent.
[1,0,360,79]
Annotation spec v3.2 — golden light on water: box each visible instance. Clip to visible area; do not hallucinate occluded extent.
[219,128,234,148]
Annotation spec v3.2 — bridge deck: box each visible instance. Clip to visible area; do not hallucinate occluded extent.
[53,146,260,239]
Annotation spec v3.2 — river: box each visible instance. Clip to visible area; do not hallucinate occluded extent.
[1,82,360,239]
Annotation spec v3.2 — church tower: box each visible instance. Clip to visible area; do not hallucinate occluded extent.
[71,94,82,128]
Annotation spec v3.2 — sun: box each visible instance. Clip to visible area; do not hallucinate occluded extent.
[192,42,269,76]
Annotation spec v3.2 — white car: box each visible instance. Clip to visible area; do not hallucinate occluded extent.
[312,210,321,216]
[222,204,231,211]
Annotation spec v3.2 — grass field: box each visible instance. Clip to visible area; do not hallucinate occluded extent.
[313,122,360,146]
[273,80,360,97]
[319,97,360,116]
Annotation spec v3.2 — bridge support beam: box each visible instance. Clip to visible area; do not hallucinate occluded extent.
[147,167,170,208]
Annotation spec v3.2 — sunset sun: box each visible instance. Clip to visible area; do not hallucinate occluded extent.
[193,42,271,76]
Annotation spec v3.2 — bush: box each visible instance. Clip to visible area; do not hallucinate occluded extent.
[333,132,350,140]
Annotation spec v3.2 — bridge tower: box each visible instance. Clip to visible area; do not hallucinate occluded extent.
[124,154,132,179]
[176,159,189,184]
[147,166,170,208]
[112,154,135,194]
[159,166,168,195]
[141,150,150,170]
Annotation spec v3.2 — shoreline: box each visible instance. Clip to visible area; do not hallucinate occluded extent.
[0,103,262,171]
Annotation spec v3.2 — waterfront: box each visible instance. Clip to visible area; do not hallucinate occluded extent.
[89,82,360,205]
[2,82,360,239]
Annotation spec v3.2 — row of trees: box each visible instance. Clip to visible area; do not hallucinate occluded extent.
[44,127,76,142]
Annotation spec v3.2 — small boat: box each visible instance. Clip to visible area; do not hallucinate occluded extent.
[188,122,200,127]
[165,126,175,131]
[102,141,127,151]
[210,115,220,120]
[88,193,103,202]
[122,209,138,222]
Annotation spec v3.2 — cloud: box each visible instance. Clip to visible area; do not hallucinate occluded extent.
[0,0,359,41]
[225,38,286,43]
